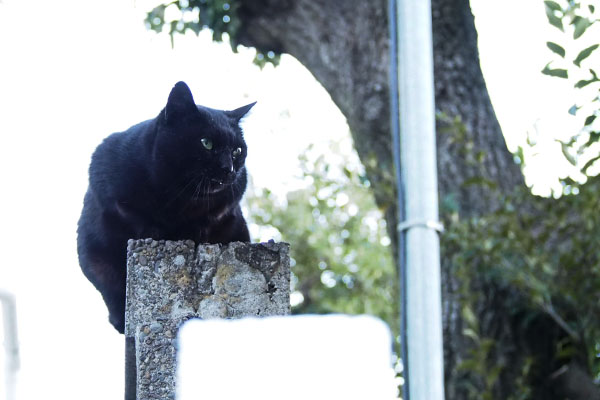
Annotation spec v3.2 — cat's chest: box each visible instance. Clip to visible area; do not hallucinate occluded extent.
[118,189,237,242]
[180,200,232,222]
[151,206,232,241]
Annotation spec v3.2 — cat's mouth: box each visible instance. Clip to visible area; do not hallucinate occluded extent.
[208,178,232,193]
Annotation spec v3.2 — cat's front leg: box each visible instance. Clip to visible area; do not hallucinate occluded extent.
[207,206,250,244]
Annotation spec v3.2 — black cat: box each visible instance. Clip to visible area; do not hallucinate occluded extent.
[77,81,254,333]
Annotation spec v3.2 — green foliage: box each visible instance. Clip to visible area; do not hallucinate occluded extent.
[436,109,600,397]
[246,143,398,334]
[542,63,569,78]
[457,303,504,400]
[574,44,599,66]
[543,0,600,177]
[574,68,599,88]
[437,111,498,189]
[442,176,600,397]
[546,41,566,58]
[146,0,240,46]
[145,0,281,66]
[545,1,565,31]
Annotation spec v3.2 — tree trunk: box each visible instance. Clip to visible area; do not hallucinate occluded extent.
[232,0,598,398]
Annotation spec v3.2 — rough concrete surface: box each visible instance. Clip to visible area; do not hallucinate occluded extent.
[125,239,291,400]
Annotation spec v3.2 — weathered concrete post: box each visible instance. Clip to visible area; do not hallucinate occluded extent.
[124,239,291,400]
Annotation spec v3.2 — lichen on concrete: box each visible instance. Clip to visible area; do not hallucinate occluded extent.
[125,239,290,400]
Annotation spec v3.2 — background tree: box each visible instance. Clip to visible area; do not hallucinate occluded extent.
[247,143,397,325]
[147,0,600,398]
[541,0,600,178]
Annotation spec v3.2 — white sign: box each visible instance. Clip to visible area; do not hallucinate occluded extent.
[177,315,397,400]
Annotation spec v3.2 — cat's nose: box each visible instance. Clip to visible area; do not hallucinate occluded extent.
[220,164,233,176]
[224,169,236,182]
[218,155,234,173]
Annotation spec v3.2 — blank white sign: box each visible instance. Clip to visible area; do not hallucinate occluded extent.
[177,315,397,400]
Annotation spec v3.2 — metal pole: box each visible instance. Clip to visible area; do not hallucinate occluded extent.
[0,289,19,400]
[391,0,446,399]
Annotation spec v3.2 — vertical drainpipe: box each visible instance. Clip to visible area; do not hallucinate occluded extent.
[0,289,19,400]
[389,0,446,399]
[387,0,409,397]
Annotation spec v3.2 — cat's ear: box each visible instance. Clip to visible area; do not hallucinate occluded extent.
[226,102,257,122]
[165,81,197,123]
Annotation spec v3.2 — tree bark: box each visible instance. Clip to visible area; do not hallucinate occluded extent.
[231,0,599,398]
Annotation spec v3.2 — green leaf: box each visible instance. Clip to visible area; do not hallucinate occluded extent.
[573,17,592,39]
[462,328,480,343]
[575,69,600,88]
[546,12,565,31]
[574,44,599,67]
[486,365,504,388]
[584,115,597,126]
[556,344,577,359]
[575,78,597,88]
[545,2,564,31]
[589,5,595,13]
[559,141,578,165]
[145,4,167,32]
[514,146,524,166]
[547,41,566,58]
[544,0,562,12]
[582,153,600,173]
[184,21,202,35]
[542,63,569,78]
[458,359,480,372]
[462,306,478,330]
[583,131,600,149]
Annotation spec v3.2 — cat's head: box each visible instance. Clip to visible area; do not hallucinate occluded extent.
[154,81,255,196]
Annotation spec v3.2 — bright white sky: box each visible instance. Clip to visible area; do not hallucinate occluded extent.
[0,0,594,399]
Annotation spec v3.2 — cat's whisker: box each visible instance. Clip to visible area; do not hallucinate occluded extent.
[192,179,203,203]
[165,175,197,208]
[203,178,210,210]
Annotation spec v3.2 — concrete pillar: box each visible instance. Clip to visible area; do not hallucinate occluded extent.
[124,239,290,400]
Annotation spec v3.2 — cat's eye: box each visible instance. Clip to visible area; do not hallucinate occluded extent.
[232,147,242,158]
[201,138,213,150]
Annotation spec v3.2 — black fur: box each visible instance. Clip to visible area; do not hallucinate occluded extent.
[77,82,254,333]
